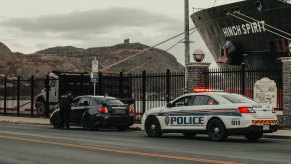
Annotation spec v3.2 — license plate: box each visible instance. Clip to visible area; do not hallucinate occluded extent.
[263,125,270,130]
[115,109,126,114]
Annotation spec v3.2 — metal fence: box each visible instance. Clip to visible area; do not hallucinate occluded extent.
[131,70,185,119]
[0,70,185,123]
[206,66,283,111]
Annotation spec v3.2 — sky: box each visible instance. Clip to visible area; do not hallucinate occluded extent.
[0,0,241,65]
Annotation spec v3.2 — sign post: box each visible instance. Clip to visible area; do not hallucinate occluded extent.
[91,57,98,95]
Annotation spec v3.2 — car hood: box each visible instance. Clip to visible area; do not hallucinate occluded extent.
[144,106,165,115]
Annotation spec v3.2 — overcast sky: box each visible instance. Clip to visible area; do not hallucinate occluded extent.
[0,0,241,65]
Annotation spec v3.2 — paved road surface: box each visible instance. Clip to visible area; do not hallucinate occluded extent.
[0,124,290,164]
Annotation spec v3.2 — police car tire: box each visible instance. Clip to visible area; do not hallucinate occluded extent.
[145,117,163,137]
[244,132,263,142]
[182,132,196,138]
[83,115,95,131]
[207,119,227,141]
[50,114,60,129]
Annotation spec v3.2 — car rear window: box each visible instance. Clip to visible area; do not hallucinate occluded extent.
[221,94,256,103]
[105,99,124,105]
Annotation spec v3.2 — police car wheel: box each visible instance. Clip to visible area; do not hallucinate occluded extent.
[207,119,227,141]
[182,132,196,138]
[83,115,95,131]
[50,114,60,129]
[145,117,163,137]
[245,132,263,142]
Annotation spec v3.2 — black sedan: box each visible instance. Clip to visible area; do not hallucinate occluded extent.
[50,95,134,131]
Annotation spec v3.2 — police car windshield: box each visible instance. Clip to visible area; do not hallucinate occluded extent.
[221,94,256,103]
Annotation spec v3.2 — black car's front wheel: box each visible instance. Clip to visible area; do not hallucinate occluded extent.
[145,117,163,137]
[50,114,60,129]
[82,115,95,131]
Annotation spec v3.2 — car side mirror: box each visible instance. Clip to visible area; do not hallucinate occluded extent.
[166,103,172,108]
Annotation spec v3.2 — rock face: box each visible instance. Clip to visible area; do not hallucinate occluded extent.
[0,42,15,76]
[0,42,184,79]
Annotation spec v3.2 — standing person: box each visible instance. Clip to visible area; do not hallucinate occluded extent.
[59,91,73,130]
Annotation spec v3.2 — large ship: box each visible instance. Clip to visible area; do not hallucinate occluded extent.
[191,0,291,68]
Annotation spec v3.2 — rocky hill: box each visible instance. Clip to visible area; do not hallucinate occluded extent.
[0,42,184,79]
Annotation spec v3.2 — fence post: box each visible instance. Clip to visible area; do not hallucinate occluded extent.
[241,63,246,95]
[31,75,34,117]
[4,77,7,115]
[119,72,124,100]
[142,71,146,114]
[17,76,20,117]
[81,73,84,95]
[166,69,170,103]
[45,74,50,117]
[98,72,103,95]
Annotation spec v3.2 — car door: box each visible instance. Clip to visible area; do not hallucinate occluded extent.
[71,97,91,123]
[185,95,219,130]
[162,96,192,130]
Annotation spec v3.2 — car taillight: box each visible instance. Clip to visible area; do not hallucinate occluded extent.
[239,107,255,113]
[129,105,133,113]
[98,107,108,113]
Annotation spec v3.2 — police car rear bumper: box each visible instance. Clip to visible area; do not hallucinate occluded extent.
[228,125,278,135]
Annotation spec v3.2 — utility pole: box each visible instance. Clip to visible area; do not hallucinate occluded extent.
[184,0,190,93]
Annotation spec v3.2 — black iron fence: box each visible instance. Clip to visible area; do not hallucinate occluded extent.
[131,70,185,119]
[206,66,283,111]
[0,70,185,123]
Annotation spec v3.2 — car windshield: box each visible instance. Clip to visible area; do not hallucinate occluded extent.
[221,94,256,103]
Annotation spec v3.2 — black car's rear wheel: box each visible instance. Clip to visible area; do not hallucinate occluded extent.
[245,132,263,142]
[207,119,227,141]
[82,115,95,131]
[50,114,60,129]
[116,125,129,131]
[145,117,163,137]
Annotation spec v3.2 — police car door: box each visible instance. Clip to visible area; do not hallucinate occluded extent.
[162,96,191,130]
[185,95,219,130]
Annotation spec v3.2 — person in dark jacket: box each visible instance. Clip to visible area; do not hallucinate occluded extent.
[59,91,73,130]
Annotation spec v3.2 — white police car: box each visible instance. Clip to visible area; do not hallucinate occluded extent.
[141,90,278,141]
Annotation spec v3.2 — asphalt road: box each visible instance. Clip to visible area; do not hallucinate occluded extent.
[0,124,291,164]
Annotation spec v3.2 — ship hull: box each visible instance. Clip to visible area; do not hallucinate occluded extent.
[191,0,291,68]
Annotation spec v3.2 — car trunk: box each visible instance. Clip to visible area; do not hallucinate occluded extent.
[106,105,129,115]
[251,104,275,119]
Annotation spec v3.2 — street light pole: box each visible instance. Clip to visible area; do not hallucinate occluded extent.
[184,0,190,93]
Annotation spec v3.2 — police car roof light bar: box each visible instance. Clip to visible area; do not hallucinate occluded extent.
[193,88,223,93]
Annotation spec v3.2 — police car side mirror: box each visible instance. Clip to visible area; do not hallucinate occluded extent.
[166,103,172,108]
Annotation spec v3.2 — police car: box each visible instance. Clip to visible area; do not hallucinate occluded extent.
[141,90,278,141]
